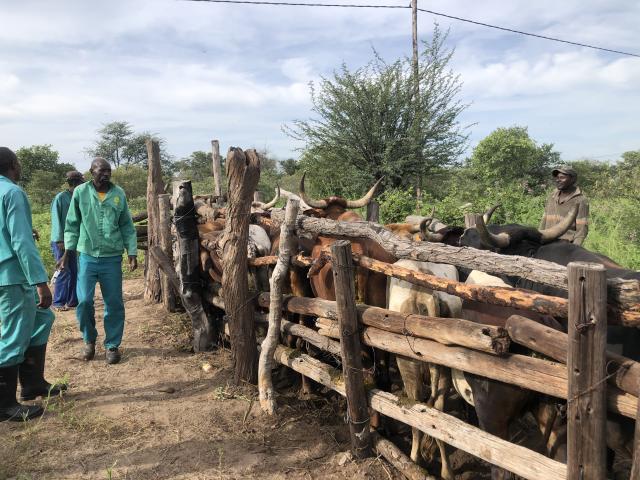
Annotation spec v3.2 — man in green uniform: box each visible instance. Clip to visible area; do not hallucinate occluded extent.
[60,157,137,365]
[0,147,62,421]
[50,170,84,311]
[540,165,589,246]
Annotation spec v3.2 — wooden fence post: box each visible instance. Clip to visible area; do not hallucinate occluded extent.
[211,140,223,205]
[567,262,607,479]
[258,197,299,414]
[143,139,164,304]
[174,180,216,351]
[331,240,372,458]
[464,213,481,229]
[220,147,260,385]
[631,385,640,479]
[158,194,178,312]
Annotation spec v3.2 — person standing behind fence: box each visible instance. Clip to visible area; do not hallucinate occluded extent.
[50,171,84,311]
[540,165,589,246]
[59,157,137,365]
[0,147,63,421]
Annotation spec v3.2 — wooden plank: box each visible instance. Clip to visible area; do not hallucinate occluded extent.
[157,194,178,312]
[268,210,640,323]
[331,240,372,458]
[506,314,640,396]
[258,197,299,414]
[567,262,607,480]
[143,139,164,304]
[631,383,640,480]
[273,345,567,480]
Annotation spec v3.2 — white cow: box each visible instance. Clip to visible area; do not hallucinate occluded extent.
[387,260,461,479]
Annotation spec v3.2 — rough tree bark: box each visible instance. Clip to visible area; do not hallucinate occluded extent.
[219,148,260,385]
[143,139,164,304]
[258,197,299,414]
[158,194,178,312]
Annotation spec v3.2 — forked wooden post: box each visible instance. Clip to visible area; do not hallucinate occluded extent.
[211,140,224,204]
[258,197,299,414]
[567,262,607,479]
[143,139,164,304]
[157,194,178,312]
[331,240,372,458]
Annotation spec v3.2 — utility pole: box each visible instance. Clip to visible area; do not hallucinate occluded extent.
[411,0,422,213]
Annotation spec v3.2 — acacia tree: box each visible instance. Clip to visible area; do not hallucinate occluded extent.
[286,25,467,197]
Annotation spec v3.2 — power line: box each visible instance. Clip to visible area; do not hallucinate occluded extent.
[182,0,640,58]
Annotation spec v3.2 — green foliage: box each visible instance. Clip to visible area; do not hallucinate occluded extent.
[466,126,559,193]
[280,158,299,176]
[111,166,148,199]
[25,171,66,206]
[378,188,416,223]
[289,25,467,194]
[174,151,213,180]
[15,145,75,186]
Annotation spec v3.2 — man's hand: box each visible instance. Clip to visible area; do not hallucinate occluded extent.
[128,255,138,272]
[55,241,65,253]
[36,283,53,309]
[57,250,71,270]
[32,229,40,242]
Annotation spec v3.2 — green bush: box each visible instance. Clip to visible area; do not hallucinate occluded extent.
[378,187,415,224]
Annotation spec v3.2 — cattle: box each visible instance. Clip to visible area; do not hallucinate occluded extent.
[387,260,461,479]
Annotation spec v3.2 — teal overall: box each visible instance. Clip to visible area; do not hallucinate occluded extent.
[64,182,136,349]
[0,175,54,367]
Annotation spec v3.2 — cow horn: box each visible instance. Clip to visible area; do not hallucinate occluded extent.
[260,185,280,210]
[345,177,384,209]
[538,204,579,243]
[420,218,445,242]
[475,216,510,248]
[299,172,328,209]
[483,204,501,224]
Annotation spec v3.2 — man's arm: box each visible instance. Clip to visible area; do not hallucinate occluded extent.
[60,189,81,269]
[539,195,551,230]
[118,194,138,271]
[5,189,50,287]
[572,199,589,246]
[50,194,64,247]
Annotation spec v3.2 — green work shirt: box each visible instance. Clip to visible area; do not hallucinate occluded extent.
[64,181,137,258]
[0,175,49,286]
[50,190,72,243]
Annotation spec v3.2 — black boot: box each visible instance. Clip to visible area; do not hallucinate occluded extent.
[0,365,43,421]
[18,344,67,401]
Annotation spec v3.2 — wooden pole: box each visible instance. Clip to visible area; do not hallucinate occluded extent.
[219,147,260,385]
[507,314,640,396]
[273,345,567,480]
[143,139,164,304]
[174,181,216,352]
[211,140,223,203]
[631,384,640,480]
[371,431,436,480]
[258,197,299,414]
[567,262,607,480]
[331,240,372,458]
[157,194,178,312]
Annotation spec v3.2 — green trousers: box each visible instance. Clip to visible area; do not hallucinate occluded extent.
[0,284,55,367]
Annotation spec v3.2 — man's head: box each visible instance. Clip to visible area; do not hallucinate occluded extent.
[0,147,21,182]
[552,165,578,191]
[90,157,112,189]
[66,170,84,191]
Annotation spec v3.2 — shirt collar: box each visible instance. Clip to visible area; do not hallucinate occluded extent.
[553,186,582,202]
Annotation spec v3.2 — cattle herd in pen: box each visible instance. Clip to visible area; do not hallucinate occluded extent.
[194,176,640,480]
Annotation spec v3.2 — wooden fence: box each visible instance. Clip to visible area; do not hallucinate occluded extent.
[140,141,640,480]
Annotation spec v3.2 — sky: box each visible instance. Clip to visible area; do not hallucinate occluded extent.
[0,0,639,170]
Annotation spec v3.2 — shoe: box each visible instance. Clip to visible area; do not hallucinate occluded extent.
[0,365,44,422]
[82,342,96,361]
[19,344,68,401]
[105,348,121,365]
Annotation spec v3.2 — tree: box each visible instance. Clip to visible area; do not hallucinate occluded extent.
[90,121,134,167]
[111,165,147,199]
[25,170,66,206]
[15,145,75,185]
[174,151,213,179]
[287,25,467,196]
[466,126,559,193]
[279,158,299,176]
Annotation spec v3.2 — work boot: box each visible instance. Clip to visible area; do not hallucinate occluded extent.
[82,342,95,361]
[0,365,43,421]
[19,344,67,401]
[105,348,121,365]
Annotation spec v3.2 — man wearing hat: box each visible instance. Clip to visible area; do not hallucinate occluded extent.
[50,170,85,311]
[539,165,589,246]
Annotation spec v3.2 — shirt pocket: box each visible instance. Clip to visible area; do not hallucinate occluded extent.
[102,201,123,245]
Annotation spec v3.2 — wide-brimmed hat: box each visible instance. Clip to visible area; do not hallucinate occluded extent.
[552,165,577,177]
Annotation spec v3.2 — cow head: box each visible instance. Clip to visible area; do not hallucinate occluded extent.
[299,173,383,221]
[459,205,579,255]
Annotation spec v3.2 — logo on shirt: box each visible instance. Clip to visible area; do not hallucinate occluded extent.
[114,196,120,206]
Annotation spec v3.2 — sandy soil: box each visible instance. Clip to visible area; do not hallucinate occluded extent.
[0,279,409,480]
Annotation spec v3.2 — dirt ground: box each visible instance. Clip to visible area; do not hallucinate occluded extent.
[0,279,416,480]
